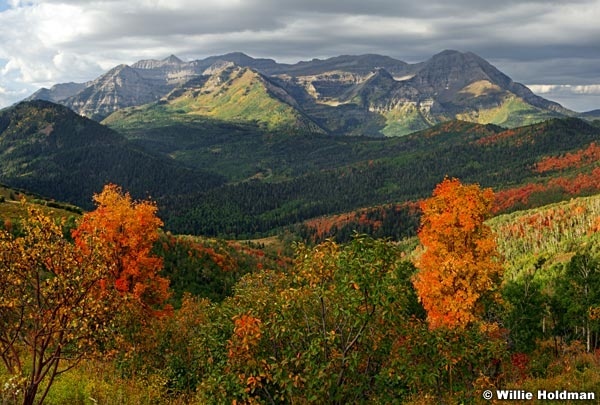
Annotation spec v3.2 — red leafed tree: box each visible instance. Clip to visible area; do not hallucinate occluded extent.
[413,178,503,329]
[72,184,171,315]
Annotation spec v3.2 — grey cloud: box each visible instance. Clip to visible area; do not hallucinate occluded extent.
[242,0,594,19]
[39,0,600,66]
[89,9,284,39]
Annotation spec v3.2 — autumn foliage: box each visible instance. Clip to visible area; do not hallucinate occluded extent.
[5,180,600,403]
[493,168,600,213]
[0,206,114,405]
[413,178,503,329]
[535,142,600,173]
[72,184,170,315]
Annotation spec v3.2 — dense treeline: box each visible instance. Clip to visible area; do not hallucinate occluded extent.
[163,118,600,237]
[156,233,292,306]
[295,202,421,244]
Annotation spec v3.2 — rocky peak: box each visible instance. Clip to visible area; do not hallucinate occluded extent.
[107,64,136,76]
[25,82,87,103]
[416,51,491,87]
[96,65,152,89]
[217,52,254,64]
[61,64,163,120]
[405,50,515,103]
[163,54,184,65]
[366,68,395,85]
[132,55,185,70]
[197,52,280,74]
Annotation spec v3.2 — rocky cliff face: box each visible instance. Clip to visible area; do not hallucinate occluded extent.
[61,64,168,120]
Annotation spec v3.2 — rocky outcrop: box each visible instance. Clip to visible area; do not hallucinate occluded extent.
[62,65,167,120]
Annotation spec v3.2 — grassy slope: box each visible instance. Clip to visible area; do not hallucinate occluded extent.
[381,103,433,136]
[0,184,81,224]
[456,94,560,128]
[489,193,600,280]
[173,69,304,130]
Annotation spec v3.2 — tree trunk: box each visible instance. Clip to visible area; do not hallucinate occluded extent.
[587,320,591,353]
[23,383,39,405]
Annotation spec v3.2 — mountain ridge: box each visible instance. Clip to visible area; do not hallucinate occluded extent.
[25,50,579,135]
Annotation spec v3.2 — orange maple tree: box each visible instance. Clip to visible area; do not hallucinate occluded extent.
[72,184,171,315]
[413,178,503,329]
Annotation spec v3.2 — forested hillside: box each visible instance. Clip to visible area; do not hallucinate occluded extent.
[161,118,600,237]
[0,101,225,210]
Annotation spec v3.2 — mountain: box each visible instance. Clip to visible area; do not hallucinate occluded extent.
[27,55,206,121]
[60,64,171,121]
[409,50,562,111]
[27,82,87,104]
[0,100,225,210]
[26,52,285,121]
[26,50,575,134]
[104,63,325,133]
[580,109,600,121]
[328,50,570,134]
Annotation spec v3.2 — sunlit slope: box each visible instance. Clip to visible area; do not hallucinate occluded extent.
[104,65,323,133]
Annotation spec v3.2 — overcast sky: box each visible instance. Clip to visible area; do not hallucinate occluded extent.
[1,0,599,111]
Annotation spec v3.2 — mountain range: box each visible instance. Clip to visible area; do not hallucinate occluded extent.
[26,50,581,136]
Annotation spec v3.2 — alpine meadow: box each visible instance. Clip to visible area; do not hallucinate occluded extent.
[1,9,600,402]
